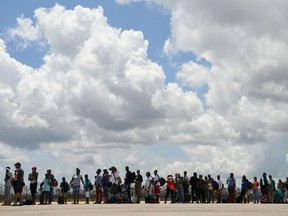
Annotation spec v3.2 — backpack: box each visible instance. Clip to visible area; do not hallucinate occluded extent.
[89,182,93,190]
[159,177,166,186]
[128,172,136,184]
[213,180,219,190]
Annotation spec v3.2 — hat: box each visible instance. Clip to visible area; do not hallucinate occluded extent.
[14,162,21,166]
[5,166,10,170]
[109,166,117,171]
[32,166,37,170]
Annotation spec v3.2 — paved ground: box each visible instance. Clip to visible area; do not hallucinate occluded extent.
[0,202,288,216]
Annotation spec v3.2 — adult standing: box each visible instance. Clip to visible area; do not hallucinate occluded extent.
[134,169,143,203]
[28,166,38,204]
[109,166,122,201]
[2,166,13,206]
[268,175,276,203]
[226,173,236,203]
[190,172,199,203]
[102,169,110,203]
[153,170,161,203]
[183,171,190,203]
[215,175,224,203]
[94,169,103,204]
[12,162,24,206]
[164,175,176,203]
[260,172,269,203]
[124,166,133,203]
[46,169,57,204]
[69,168,85,204]
[252,177,260,203]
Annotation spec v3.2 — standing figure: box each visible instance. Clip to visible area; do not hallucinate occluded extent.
[260,173,269,203]
[190,172,199,203]
[153,170,161,203]
[12,162,24,206]
[102,169,110,203]
[226,173,236,203]
[252,177,260,203]
[84,174,92,204]
[164,175,176,203]
[2,166,13,206]
[60,177,69,204]
[28,166,38,204]
[69,168,85,204]
[134,169,143,203]
[215,175,224,203]
[94,169,103,204]
[183,171,190,203]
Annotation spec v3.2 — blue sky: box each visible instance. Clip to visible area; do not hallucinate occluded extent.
[0,0,287,185]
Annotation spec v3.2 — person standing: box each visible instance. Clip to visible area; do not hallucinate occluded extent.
[252,177,260,203]
[28,166,38,204]
[260,172,269,203]
[183,171,190,203]
[2,166,13,206]
[84,174,92,204]
[134,169,143,203]
[109,166,122,201]
[94,169,103,204]
[226,173,236,203]
[102,169,110,203]
[164,175,176,203]
[153,170,161,203]
[268,175,276,203]
[190,172,199,203]
[124,166,133,203]
[60,177,69,204]
[40,174,51,205]
[215,175,224,203]
[70,168,85,204]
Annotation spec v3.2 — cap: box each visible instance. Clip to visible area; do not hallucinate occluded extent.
[14,162,21,166]
[32,166,37,170]
[6,166,10,170]
[109,166,117,171]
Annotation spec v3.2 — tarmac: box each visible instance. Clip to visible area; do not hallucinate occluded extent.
[0,202,287,216]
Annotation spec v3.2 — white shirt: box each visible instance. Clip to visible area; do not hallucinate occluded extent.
[111,172,120,184]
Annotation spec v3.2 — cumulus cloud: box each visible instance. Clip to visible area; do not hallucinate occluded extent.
[1,1,288,180]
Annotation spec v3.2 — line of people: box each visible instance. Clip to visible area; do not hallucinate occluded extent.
[2,162,288,206]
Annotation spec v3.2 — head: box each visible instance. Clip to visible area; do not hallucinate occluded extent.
[5,166,10,172]
[32,166,37,171]
[193,172,197,177]
[254,177,257,181]
[137,169,140,174]
[125,166,129,172]
[154,170,158,175]
[184,171,187,176]
[217,175,220,180]
[263,172,267,177]
[14,162,21,168]
[103,169,108,174]
[199,175,203,179]
[109,166,117,173]
[146,172,151,177]
[47,169,51,174]
[230,173,234,178]
[62,177,66,182]
[85,174,88,179]
[268,175,272,180]
[96,169,101,175]
[208,174,211,179]
[242,175,246,180]
[76,168,80,174]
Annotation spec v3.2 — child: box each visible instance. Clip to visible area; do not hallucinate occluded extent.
[60,177,69,204]
[84,174,92,204]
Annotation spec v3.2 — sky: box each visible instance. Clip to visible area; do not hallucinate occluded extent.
[0,0,288,185]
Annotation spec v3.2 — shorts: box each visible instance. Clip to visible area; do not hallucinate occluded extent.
[72,186,80,195]
[154,185,161,195]
[13,181,23,193]
[85,191,90,198]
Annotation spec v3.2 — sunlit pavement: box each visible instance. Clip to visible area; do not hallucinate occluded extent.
[0,202,288,216]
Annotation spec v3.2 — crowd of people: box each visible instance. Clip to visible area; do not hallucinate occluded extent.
[2,162,288,206]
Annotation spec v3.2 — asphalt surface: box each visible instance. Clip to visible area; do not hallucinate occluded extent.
[0,202,287,216]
